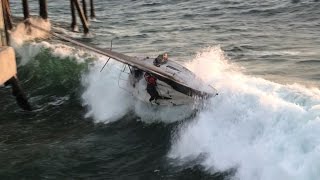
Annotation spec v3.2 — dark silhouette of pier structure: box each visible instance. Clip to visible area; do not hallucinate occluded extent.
[1,0,96,111]
[4,0,95,35]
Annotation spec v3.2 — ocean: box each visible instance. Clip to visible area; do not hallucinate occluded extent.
[1,0,320,179]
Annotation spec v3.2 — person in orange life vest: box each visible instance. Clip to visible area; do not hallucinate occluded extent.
[153,53,168,67]
[144,72,160,102]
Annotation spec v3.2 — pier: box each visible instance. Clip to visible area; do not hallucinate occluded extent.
[0,0,96,111]
[0,46,15,85]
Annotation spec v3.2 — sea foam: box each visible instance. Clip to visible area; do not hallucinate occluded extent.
[169,47,320,180]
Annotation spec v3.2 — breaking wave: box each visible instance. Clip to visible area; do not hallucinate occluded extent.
[169,47,320,180]
[13,31,320,179]
[14,42,89,111]
[81,59,196,124]
[10,17,51,48]
[12,34,195,123]
[11,23,320,179]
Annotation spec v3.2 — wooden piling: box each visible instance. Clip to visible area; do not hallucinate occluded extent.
[2,0,13,31]
[90,0,95,19]
[72,0,89,34]
[22,0,30,20]
[4,76,32,111]
[70,0,77,31]
[39,0,48,19]
[82,0,88,21]
[0,46,32,111]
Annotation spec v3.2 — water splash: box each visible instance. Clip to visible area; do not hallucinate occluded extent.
[9,17,51,47]
[9,17,51,66]
[81,59,196,124]
[81,59,134,123]
[169,47,320,180]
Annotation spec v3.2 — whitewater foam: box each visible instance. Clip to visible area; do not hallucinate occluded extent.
[81,59,134,123]
[169,47,320,180]
[15,30,320,179]
[11,31,194,123]
[81,58,196,124]
[12,29,320,179]
[13,40,95,66]
[9,17,51,66]
[10,17,51,47]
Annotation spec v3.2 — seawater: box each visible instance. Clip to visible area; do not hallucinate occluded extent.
[1,0,320,179]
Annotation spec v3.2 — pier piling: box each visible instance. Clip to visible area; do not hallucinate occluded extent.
[39,0,48,19]
[1,1,32,110]
[70,0,77,31]
[72,0,89,34]
[22,0,30,20]
[2,0,12,31]
[82,0,88,21]
[4,76,32,111]
[90,0,95,19]
[0,47,31,111]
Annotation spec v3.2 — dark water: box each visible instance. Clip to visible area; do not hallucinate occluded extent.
[2,0,320,179]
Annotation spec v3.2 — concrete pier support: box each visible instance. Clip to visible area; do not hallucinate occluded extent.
[0,47,16,85]
[1,4,32,111]
[0,48,31,111]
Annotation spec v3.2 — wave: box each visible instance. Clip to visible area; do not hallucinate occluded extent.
[16,43,90,111]
[11,28,196,122]
[80,59,196,124]
[11,22,320,179]
[296,60,320,64]
[169,47,320,180]
[10,17,51,48]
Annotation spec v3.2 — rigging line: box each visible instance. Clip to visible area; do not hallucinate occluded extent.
[99,39,113,72]
[99,57,110,72]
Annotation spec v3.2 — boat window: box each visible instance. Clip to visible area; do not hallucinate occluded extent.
[166,65,181,72]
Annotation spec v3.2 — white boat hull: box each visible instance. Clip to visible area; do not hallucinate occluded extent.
[130,78,195,106]
[117,57,217,106]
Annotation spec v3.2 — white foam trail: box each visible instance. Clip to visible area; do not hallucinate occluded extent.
[169,47,320,180]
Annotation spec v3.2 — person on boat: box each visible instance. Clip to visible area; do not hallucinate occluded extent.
[130,67,143,87]
[144,72,160,104]
[153,53,168,67]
